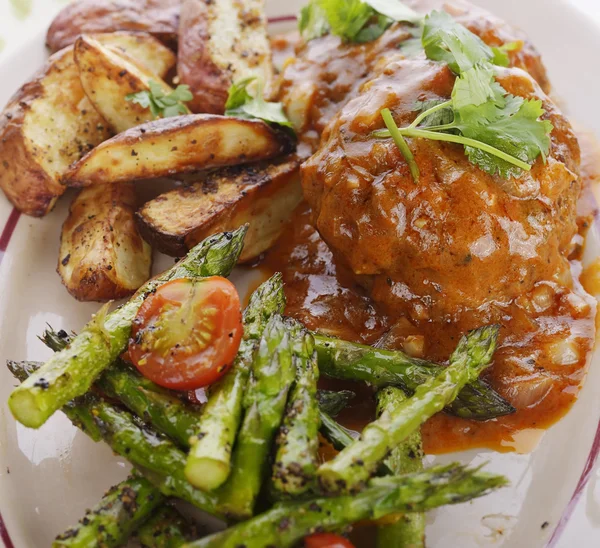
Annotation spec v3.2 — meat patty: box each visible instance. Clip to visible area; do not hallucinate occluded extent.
[301,58,580,324]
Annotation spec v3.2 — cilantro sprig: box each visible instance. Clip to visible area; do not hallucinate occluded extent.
[126,81,193,118]
[299,0,420,43]
[374,10,552,180]
[224,76,293,129]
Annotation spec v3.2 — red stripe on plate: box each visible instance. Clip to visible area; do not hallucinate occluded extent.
[0,206,19,547]
[0,207,20,265]
[547,417,600,546]
[267,14,297,23]
[0,513,15,548]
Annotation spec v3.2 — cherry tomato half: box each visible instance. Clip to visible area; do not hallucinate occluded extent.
[304,533,356,548]
[129,276,243,390]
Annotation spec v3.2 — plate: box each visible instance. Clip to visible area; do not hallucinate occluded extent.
[1,1,600,547]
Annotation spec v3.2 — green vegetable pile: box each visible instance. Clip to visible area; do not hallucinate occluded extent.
[7,226,511,547]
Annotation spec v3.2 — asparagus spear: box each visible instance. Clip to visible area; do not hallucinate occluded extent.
[8,361,172,546]
[10,359,224,519]
[316,389,356,417]
[314,332,514,420]
[272,321,320,496]
[41,328,205,449]
[318,410,358,451]
[6,360,103,442]
[137,507,200,548]
[53,474,163,548]
[9,227,247,429]
[215,315,298,519]
[187,463,508,548]
[376,387,425,548]
[185,273,285,491]
[318,325,500,494]
[88,399,224,518]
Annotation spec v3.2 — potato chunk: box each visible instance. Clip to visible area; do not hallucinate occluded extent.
[63,115,295,187]
[46,0,180,52]
[0,49,111,216]
[74,35,179,133]
[58,183,152,302]
[178,0,274,113]
[0,32,174,216]
[136,155,302,260]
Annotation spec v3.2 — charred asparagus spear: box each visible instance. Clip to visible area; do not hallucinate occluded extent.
[53,474,163,548]
[7,360,103,441]
[215,315,298,519]
[318,325,500,494]
[88,400,224,517]
[318,410,358,452]
[376,387,425,548]
[316,389,356,417]
[271,321,320,497]
[8,359,224,518]
[41,328,204,449]
[185,274,286,491]
[8,361,185,546]
[187,463,508,548]
[137,507,200,548]
[9,227,247,429]
[314,332,513,420]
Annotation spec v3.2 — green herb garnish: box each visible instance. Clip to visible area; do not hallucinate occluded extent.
[224,76,293,129]
[299,0,420,43]
[375,10,552,180]
[126,81,192,119]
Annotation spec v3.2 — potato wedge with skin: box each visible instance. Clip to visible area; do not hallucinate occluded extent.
[178,0,274,114]
[136,156,302,261]
[92,31,176,79]
[59,183,152,302]
[0,31,177,217]
[75,35,181,133]
[63,115,295,187]
[46,0,181,53]
[0,48,112,216]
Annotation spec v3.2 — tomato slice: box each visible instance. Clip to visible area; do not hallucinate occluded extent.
[304,533,356,548]
[129,276,243,390]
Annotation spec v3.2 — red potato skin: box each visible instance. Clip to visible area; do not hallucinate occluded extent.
[177,0,230,114]
[46,0,181,52]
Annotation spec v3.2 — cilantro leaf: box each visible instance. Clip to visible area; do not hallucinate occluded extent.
[363,0,421,24]
[224,76,293,129]
[317,0,374,42]
[455,96,553,177]
[299,1,330,40]
[413,99,454,127]
[451,64,505,110]
[300,0,421,43]
[126,81,192,119]
[422,10,497,74]
[491,40,523,67]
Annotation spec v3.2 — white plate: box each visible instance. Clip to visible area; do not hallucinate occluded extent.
[1,1,600,547]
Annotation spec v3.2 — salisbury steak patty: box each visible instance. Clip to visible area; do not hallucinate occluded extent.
[301,58,580,323]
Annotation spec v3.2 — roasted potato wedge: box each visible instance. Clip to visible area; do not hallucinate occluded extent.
[59,183,152,302]
[63,115,295,187]
[46,0,180,53]
[75,35,179,133]
[0,32,176,216]
[0,48,112,216]
[136,156,302,261]
[178,0,274,114]
[93,31,176,79]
